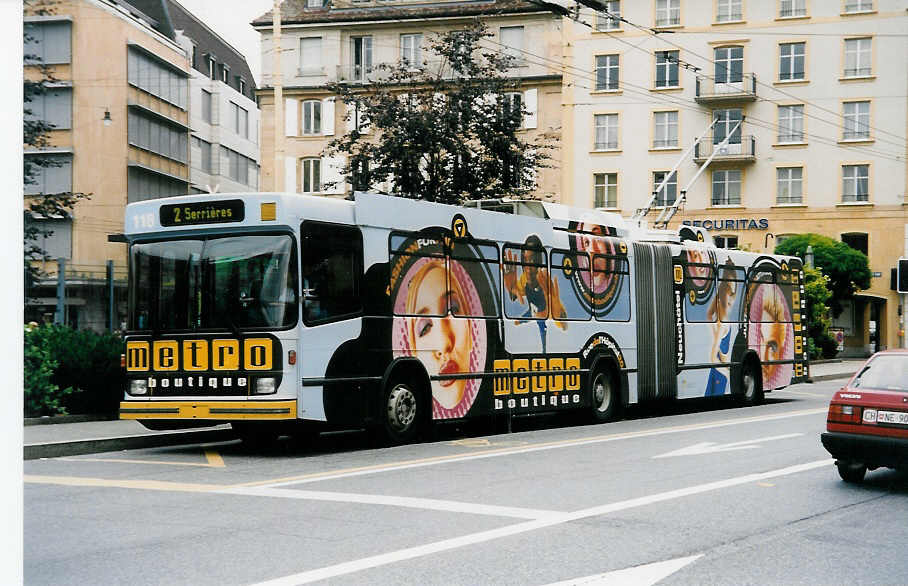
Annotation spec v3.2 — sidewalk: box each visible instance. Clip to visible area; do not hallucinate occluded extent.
[24,359,865,460]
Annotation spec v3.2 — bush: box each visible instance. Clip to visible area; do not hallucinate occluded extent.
[803,267,838,360]
[23,324,125,416]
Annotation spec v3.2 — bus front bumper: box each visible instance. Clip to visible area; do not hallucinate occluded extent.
[120,400,298,421]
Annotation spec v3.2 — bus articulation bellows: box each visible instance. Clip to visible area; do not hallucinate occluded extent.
[115,192,808,443]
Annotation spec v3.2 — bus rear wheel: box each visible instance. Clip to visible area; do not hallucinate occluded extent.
[590,367,620,423]
[380,379,425,444]
[737,357,764,407]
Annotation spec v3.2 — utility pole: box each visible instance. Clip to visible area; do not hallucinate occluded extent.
[272,0,284,192]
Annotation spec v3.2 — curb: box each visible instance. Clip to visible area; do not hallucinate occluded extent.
[24,428,236,460]
[808,373,853,383]
[25,414,118,426]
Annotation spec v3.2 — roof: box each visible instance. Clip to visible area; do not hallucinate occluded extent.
[128,0,258,95]
[252,0,551,27]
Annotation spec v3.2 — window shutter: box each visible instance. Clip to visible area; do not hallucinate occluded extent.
[345,102,356,132]
[285,98,298,137]
[322,97,335,136]
[523,88,538,129]
[285,156,298,193]
[322,155,346,194]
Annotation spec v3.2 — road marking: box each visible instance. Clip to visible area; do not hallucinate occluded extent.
[774,389,830,398]
[250,459,832,585]
[239,408,827,489]
[58,448,226,469]
[24,475,220,493]
[218,486,558,519]
[652,433,803,458]
[543,554,703,586]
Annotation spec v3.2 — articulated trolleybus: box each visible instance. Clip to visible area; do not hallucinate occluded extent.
[118,192,808,442]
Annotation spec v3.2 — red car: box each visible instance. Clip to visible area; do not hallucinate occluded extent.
[821,350,908,483]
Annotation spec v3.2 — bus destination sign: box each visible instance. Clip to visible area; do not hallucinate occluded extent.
[160,200,245,227]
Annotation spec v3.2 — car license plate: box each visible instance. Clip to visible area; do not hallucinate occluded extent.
[876,410,908,425]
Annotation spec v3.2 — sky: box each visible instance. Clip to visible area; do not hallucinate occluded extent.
[175,0,274,85]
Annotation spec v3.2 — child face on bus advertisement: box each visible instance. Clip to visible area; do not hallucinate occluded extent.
[577,223,614,293]
[687,249,710,287]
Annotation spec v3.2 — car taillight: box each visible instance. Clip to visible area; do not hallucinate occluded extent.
[827,403,861,424]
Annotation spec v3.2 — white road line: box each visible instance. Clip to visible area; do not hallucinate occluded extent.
[253,408,827,489]
[542,554,704,586]
[217,486,558,520]
[250,459,833,586]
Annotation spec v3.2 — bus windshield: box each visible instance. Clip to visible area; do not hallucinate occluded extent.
[129,234,297,332]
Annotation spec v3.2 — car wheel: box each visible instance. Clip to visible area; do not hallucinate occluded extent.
[380,378,425,444]
[737,357,764,407]
[590,367,620,423]
[836,460,867,484]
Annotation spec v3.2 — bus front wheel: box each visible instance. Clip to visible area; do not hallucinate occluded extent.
[590,367,620,423]
[379,378,426,444]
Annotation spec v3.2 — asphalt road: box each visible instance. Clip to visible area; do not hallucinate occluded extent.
[24,379,908,586]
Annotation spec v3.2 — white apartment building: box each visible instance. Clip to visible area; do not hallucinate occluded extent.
[562,0,908,356]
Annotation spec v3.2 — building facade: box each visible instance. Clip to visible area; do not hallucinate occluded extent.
[562,0,908,356]
[24,0,261,331]
[252,0,564,200]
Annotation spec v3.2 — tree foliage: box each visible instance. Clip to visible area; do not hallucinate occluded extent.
[24,0,89,291]
[775,233,871,317]
[325,22,553,204]
[803,267,838,359]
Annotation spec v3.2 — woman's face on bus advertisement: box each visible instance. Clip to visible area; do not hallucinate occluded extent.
[760,310,786,365]
[687,249,709,281]
[409,265,471,409]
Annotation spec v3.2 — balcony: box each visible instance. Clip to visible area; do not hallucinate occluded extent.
[693,136,756,163]
[695,74,757,104]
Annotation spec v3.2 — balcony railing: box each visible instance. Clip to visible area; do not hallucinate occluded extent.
[695,73,757,103]
[694,135,756,162]
[843,67,872,77]
[779,7,807,17]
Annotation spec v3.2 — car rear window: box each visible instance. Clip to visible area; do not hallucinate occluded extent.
[853,355,908,392]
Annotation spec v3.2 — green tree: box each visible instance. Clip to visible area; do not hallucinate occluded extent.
[803,267,837,359]
[325,22,552,204]
[24,0,89,293]
[775,233,871,317]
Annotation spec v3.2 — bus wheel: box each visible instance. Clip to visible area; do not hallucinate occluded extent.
[590,367,620,423]
[381,379,424,444]
[737,357,764,407]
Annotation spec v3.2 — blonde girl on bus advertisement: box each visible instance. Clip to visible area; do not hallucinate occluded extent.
[748,282,794,390]
[705,261,739,396]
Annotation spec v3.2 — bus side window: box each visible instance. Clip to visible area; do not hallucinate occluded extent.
[503,242,548,320]
[301,222,363,324]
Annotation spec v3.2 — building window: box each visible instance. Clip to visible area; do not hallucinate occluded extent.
[302,100,321,135]
[207,56,216,80]
[716,0,743,22]
[351,36,373,81]
[24,86,72,130]
[653,171,677,206]
[502,92,522,127]
[596,1,621,30]
[23,21,71,64]
[306,0,323,7]
[712,170,741,205]
[221,147,251,185]
[200,139,212,173]
[776,167,803,204]
[714,235,738,249]
[127,167,186,203]
[842,164,869,202]
[714,46,743,84]
[127,47,188,109]
[779,42,805,81]
[841,233,868,256]
[221,66,229,84]
[844,0,873,13]
[595,54,619,91]
[653,111,678,148]
[302,158,321,193]
[780,0,806,17]
[594,173,617,208]
[594,113,618,150]
[500,26,524,66]
[713,108,742,146]
[656,0,681,27]
[300,37,323,76]
[230,102,249,138]
[201,89,212,124]
[844,38,872,77]
[777,105,804,143]
[655,50,679,88]
[24,153,72,195]
[843,101,870,140]
[400,33,423,68]
[238,78,246,96]
[128,110,188,163]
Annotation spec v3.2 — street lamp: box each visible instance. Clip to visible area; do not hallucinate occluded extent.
[102,108,112,127]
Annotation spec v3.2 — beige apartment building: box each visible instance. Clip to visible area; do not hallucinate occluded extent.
[25,0,191,329]
[252,0,564,200]
[562,0,908,356]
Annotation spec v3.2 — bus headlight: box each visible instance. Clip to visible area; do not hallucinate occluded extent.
[254,377,277,395]
[129,380,148,395]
